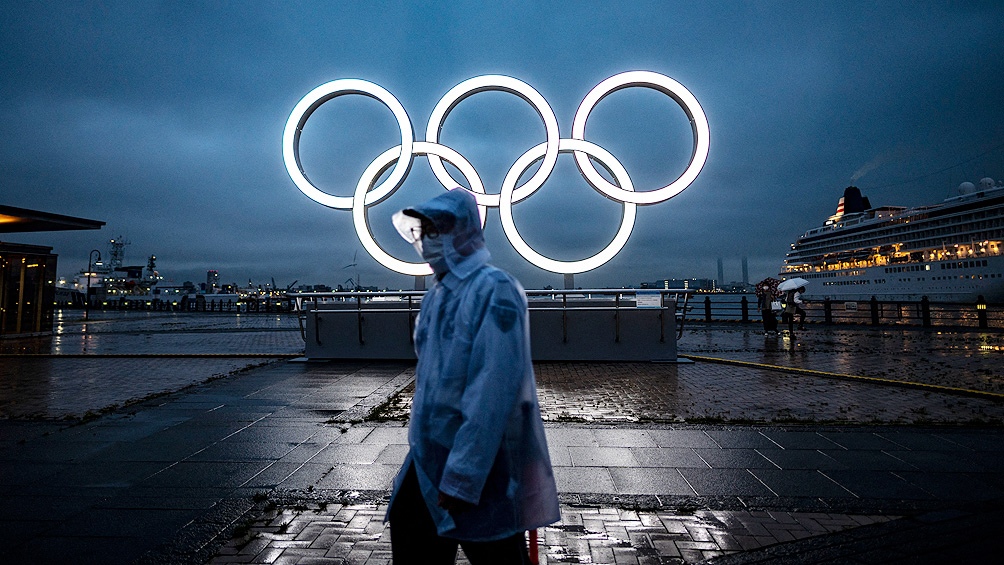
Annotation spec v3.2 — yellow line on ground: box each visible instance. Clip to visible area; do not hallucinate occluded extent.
[684,354,1004,401]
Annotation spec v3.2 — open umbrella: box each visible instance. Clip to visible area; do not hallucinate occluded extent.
[777,277,810,292]
[755,277,780,298]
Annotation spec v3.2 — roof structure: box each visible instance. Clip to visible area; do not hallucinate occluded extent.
[0,205,105,233]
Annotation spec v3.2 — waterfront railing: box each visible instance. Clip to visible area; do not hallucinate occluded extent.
[684,294,1003,330]
[60,290,1001,330]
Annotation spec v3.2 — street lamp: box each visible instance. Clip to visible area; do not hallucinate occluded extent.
[85,249,101,321]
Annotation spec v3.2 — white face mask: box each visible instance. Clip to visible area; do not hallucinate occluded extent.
[392,209,449,274]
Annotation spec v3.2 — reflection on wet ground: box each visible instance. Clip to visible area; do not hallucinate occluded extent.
[375,325,1004,425]
[681,325,1004,394]
[209,501,896,565]
[376,360,1004,425]
[2,316,1003,425]
[0,310,303,419]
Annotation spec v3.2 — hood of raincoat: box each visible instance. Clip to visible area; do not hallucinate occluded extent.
[395,188,489,280]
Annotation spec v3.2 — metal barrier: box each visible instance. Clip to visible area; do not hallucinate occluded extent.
[682,294,1002,330]
[289,289,694,361]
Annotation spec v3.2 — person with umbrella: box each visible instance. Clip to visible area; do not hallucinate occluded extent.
[755,277,781,335]
[778,278,810,333]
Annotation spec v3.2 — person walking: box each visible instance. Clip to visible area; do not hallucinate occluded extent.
[782,286,808,334]
[386,188,560,564]
[755,278,779,336]
[792,286,807,330]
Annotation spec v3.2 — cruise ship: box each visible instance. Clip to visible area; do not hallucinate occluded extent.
[781,178,1004,303]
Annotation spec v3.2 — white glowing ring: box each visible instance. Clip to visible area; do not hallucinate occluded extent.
[499,138,636,274]
[284,72,710,277]
[283,79,414,210]
[425,75,560,207]
[352,141,488,277]
[571,70,710,205]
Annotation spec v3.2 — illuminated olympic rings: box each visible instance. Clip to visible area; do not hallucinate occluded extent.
[282,71,709,276]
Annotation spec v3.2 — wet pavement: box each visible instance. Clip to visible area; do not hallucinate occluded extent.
[0,315,1002,563]
[682,326,1004,396]
[0,310,303,419]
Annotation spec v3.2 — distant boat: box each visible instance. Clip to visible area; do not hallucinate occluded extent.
[780,178,1004,303]
[61,237,163,302]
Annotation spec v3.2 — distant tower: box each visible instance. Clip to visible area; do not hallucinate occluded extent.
[742,257,749,286]
[207,270,219,290]
[717,258,724,287]
[108,237,128,271]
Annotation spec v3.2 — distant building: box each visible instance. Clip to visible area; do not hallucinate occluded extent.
[1,205,104,338]
[296,284,332,293]
[644,278,716,291]
[207,270,220,291]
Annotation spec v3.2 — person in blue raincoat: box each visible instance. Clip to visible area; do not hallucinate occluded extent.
[386,188,560,564]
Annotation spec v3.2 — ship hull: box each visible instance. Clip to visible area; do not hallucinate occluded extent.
[793,255,1004,303]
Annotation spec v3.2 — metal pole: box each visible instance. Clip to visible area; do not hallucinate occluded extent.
[562,292,568,344]
[614,293,620,343]
[85,250,100,322]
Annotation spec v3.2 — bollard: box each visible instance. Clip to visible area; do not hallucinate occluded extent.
[741,296,749,323]
[824,298,832,325]
[921,296,932,327]
[870,296,880,325]
[977,295,988,329]
[704,296,712,322]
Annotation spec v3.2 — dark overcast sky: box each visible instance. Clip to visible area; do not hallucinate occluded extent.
[3,1,1003,290]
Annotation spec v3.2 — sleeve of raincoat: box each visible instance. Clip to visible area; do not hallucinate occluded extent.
[437,275,528,504]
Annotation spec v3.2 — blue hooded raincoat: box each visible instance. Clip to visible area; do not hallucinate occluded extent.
[387,188,560,542]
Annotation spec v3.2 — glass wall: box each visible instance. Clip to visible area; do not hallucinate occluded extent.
[0,244,57,338]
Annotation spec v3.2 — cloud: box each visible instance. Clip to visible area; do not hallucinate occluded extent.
[2,2,1003,290]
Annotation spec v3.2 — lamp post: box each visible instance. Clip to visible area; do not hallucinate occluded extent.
[85,249,101,321]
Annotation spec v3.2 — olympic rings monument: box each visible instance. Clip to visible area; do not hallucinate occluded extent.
[284,71,709,362]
